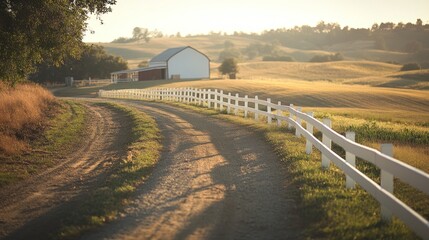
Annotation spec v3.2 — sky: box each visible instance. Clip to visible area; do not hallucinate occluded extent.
[83,0,429,42]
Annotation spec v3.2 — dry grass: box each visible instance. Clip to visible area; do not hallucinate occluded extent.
[0,82,56,155]
[128,78,429,123]
[238,61,400,82]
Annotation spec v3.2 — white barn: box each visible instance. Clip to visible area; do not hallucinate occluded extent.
[111,46,210,82]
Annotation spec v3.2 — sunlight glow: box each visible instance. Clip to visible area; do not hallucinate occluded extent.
[83,0,429,42]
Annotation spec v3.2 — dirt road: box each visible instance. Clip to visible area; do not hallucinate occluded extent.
[83,100,301,240]
[0,103,133,240]
[0,99,301,239]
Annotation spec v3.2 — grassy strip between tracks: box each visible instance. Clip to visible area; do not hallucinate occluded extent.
[149,100,422,240]
[56,102,161,239]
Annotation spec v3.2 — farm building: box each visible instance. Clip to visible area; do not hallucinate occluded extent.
[111,46,210,82]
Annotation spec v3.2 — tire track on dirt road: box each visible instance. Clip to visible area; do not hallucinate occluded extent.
[83,100,302,240]
[0,102,133,240]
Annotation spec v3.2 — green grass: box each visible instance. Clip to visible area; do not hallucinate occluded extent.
[56,102,161,239]
[0,100,87,187]
[137,99,423,239]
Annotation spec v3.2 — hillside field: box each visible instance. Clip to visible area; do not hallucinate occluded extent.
[96,36,427,69]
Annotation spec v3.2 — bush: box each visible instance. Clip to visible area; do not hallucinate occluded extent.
[219,58,239,79]
[0,83,57,154]
[310,53,344,62]
[263,56,294,62]
[400,63,421,71]
[111,37,134,43]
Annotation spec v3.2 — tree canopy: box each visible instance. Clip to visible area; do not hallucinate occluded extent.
[0,0,116,85]
[219,58,239,79]
[30,44,127,83]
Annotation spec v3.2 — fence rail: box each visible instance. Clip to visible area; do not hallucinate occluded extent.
[99,87,429,239]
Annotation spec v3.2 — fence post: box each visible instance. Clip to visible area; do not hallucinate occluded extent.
[207,89,212,108]
[202,89,206,106]
[295,107,301,137]
[277,101,282,127]
[234,93,239,115]
[255,96,259,121]
[191,88,195,103]
[306,112,314,154]
[345,131,356,189]
[321,118,332,169]
[220,90,224,111]
[267,98,272,124]
[288,104,294,130]
[244,95,248,118]
[214,89,218,110]
[381,143,394,221]
[227,93,231,114]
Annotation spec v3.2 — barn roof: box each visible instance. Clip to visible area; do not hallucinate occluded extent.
[150,46,188,63]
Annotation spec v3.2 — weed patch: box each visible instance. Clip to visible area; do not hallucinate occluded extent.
[0,100,86,187]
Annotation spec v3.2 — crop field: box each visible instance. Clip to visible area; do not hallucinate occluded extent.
[59,59,429,175]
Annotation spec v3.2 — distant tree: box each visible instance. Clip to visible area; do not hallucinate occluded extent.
[111,37,134,43]
[400,63,421,71]
[218,49,241,61]
[30,45,128,83]
[219,58,239,79]
[416,19,423,30]
[395,22,405,30]
[132,27,143,39]
[138,60,149,68]
[0,0,117,85]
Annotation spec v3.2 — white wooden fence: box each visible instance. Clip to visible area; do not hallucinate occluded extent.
[99,87,429,239]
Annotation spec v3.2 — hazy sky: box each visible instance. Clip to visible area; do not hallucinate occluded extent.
[83,0,429,42]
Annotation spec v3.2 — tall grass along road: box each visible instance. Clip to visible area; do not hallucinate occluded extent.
[82,100,301,240]
[0,102,135,239]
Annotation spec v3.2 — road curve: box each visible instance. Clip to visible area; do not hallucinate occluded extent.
[83,100,302,240]
[0,103,133,240]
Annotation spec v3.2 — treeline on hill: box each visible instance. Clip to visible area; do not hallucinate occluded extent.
[216,19,429,66]
[111,27,165,43]
[30,45,128,84]
[253,19,429,52]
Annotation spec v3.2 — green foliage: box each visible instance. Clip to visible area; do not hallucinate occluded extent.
[343,120,428,145]
[218,58,239,79]
[112,27,163,44]
[0,0,116,85]
[263,56,294,62]
[218,48,242,61]
[30,44,128,83]
[400,63,421,71]
[242,43,282,59]
[138,60,149,68]
[110,37,135,43]
[310,53,344,62]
